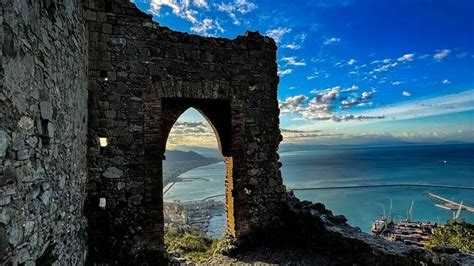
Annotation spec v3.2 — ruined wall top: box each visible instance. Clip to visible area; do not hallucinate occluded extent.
[84,0,286,263]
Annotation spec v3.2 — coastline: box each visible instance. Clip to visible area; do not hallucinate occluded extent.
[163,158,221,187]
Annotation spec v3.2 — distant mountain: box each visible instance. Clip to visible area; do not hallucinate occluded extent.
[163,150,221,185]
[165,150,211,161]
[168,146,223,158]
[279,139,473,153]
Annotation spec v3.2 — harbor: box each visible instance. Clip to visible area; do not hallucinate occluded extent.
[164,199,225,236]
[428,192,474,213]
[371,193,472,248]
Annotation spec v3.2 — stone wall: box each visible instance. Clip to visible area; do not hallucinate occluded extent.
[273,193,474,265]
[5,1,466,265]
[0,0,88,264]
[84,0,286,263]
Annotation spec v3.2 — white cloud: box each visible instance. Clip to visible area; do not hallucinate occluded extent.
[442,79,451,84]
[217,0,257,25]
[373,62,398,72]
[341,89,375,108]
[359,90,474,121]
[265,27,292,43]
[398,53,415,62]
[281,56,306,66]
[361,91,372,99]
[418,54,430,59]
[279,95,308,114]
[347,59,357,65]
[193,0,209,9]
[402,91,411,97]
[295,33,307,42]
[433,49,451,61]
[283,43,301,50]
[371,58,392,64]
[150,0,223,36]
[167,120,217,148]
[280,86,380,122]
[151,0,202,23]
[190,18,224,36]
[341,85,359,92]
[307,68,329,80]
[311,58,325,64]
[150,0,181,16]
[282,33,306,50]
[324,37,340,45]
[278,68,293,76]
[392,81,402,85]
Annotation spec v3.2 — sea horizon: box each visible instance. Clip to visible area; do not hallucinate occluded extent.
[165,143,474,236]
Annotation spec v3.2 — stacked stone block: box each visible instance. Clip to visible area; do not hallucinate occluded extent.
[84,0,286,263]
[1,0,88,264]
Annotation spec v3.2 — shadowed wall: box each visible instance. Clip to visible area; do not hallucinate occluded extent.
[84,0,286,263]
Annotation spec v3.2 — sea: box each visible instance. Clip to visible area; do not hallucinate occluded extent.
[164,143,474,238]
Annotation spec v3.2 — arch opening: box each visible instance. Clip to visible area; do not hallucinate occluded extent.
[161,106,232,241]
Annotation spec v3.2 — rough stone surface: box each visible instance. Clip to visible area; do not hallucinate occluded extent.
[274,192,474,265]
[0,131,9,157]
[102,166,124,178]
[1,0,472,265]
[39,101,53,121]
[0,0,88,264]
[84,0,286,263]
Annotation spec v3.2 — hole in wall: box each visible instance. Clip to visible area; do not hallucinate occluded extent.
[99,137,108,147]
[40,119,50,146]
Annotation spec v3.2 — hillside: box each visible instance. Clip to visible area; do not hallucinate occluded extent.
[165,150,211,161]
[168,146,223,158]
[163,150,221,186]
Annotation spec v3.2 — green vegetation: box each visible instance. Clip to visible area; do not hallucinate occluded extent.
[165,227,221,263]
[426,220,474,253]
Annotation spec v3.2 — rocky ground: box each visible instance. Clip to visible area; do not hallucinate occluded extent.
[205,246,331,265]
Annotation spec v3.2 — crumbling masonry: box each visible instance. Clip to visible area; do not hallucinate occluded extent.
[84,0,286,262]
[1,0,473,265]
[1,0,286,264]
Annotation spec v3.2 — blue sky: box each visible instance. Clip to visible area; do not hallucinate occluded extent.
[131,0,474,145]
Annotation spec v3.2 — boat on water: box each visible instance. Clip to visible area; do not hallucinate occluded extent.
[373,193,470,248]
[371,200,438,248]
[371,218,387,235]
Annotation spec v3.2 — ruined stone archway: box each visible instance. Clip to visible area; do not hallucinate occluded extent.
[146,98,237,243]
[84,0,287,263]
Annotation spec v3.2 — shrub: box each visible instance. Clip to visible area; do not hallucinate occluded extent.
[165,227,221,263]
[426,220,474,254]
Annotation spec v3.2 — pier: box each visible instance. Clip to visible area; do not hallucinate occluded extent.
[427,192,474,212]
[291,184,474,191]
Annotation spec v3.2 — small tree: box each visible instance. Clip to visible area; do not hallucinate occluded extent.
[426,220,474,253]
